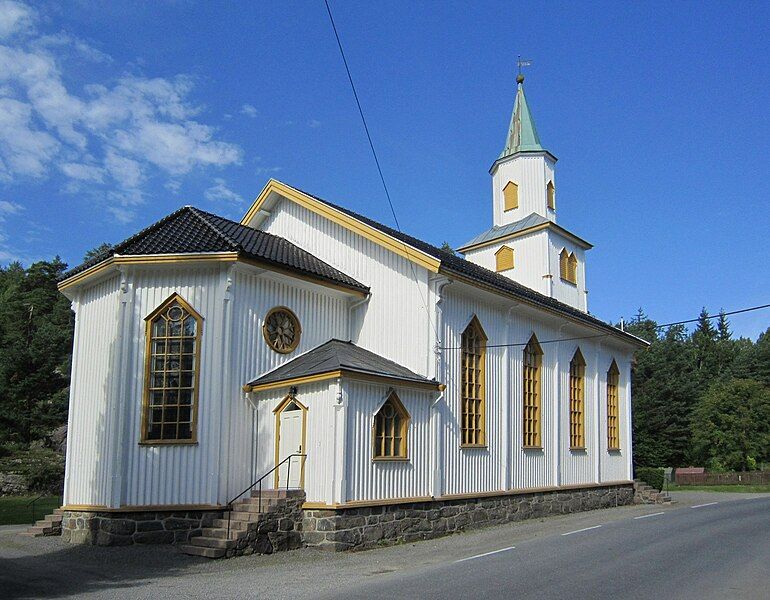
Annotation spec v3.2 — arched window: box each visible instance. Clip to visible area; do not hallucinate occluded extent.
[522,334,543,448]
[495,245,515,272]
[547,181,556,210]
[607,360,620,450]
[569,348,586,449]
[461,316,487,446]
[142,293,202,443]
[560,249,578,284]
[373,392,410,460]
[503,181,519,211]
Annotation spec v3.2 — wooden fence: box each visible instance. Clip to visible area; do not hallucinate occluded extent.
[674,471,770,486]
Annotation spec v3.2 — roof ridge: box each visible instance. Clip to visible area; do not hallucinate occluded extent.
[186,207,241,252]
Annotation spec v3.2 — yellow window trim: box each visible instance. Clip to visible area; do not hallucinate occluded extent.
[273,394,308,489]
[460,315,487,447]
[241,179,441,273]
[140,292,203,445]
[372,391,410,460]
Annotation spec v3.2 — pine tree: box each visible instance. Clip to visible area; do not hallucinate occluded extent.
[717,309,731,341]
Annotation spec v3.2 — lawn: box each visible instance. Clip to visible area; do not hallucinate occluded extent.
[668,484,770,494]
[0,495,61,526]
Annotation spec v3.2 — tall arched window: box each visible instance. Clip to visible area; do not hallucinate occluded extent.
[607,360,620,450]
[461,316,487,447]
[569,348,586,449]
[522,334,543,448]
[373,392,410,460]
[547,181,556,210]
[142,293,202,443]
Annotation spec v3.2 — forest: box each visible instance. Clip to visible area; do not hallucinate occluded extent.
[0,256,768,494]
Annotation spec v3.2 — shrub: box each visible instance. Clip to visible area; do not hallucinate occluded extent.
[0,448,64,494]
[637,467,664,491]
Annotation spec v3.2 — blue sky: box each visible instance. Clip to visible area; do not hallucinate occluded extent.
[0,1,767,338]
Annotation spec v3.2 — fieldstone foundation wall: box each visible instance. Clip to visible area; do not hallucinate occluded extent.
[226,492,305,558]
[61,509,223,546]
[302,484,634,551]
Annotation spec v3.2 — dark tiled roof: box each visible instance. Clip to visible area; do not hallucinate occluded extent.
[246,339,440,389]
[290,185,646,347]
[62,206,368,294]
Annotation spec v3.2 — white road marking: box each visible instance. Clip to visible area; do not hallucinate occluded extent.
[455,546,516,563]
[634,512,665,520]
[561,525,602,536]
[691,502,719,509]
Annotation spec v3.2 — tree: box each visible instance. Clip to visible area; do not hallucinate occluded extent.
[691,379,770,471]
[717,309,731,341]
[83,243,112,262]
[0,258,74,446]
[439,241,455,255]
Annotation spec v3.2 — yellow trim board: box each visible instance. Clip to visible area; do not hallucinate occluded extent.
[61,503,226,513]
[242,179,441,273]
[457,221,592,254]
[244,369,444,393]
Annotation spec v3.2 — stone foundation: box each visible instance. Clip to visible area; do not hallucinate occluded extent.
[61,509,223,546]
[302,484,634,551]
[224,492,305,558]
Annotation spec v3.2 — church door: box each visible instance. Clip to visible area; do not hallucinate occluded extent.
[275,398,305,489]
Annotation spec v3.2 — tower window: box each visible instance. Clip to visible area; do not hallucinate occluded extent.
[547,181,556,210]
[503,181,519,211]
[495,245,515,272]
[560,249,578,284]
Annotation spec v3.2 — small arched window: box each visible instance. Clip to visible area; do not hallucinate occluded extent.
[373,392,410,460]
[461,316,487,447]
[560,249,578,284]
[547,181,556,210]
[495,245,515,272]
[607,360,620,451]
[142,293,202,444]
[522,334,543,448]
[569,348,586,449]
[503,181,519,211]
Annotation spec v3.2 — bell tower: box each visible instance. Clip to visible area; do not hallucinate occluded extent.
[489,74,558,227]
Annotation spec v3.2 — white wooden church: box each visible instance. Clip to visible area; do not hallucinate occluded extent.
[56,76,646,551]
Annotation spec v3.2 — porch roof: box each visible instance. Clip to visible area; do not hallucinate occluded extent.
[243,339,444,393]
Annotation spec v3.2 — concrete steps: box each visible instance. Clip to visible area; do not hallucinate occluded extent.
[633,479,673,504]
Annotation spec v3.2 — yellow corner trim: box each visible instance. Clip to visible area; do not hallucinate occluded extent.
[242,180,441,273]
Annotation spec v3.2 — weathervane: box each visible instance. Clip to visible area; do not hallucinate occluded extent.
[517,55,532,83]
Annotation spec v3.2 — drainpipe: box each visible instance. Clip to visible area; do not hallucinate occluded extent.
[347,293,371,341]
[430,277,451,499]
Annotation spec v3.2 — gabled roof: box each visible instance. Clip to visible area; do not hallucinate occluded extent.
[60,206,368,295]
[457,213,593,253]
[252,181,645,348]
[244,339,443,392]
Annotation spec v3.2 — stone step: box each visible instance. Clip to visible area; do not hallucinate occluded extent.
[232,498,279,511]
[200,527,242,540]
[53,508,63,515]
[212,518,250,530]
[250,488,304,499]
[178,544,226,559]
[41,514,62,524]
[19,526,54,537]
[228,511,266,522]
[190,536,236,550]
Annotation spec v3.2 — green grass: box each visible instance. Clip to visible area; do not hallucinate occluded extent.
[668,484,770,494]
[0,495,61,526]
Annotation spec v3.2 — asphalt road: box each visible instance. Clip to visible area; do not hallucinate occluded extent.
[1,492,768,599]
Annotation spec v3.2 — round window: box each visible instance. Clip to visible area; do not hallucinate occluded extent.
[262,307,301,354]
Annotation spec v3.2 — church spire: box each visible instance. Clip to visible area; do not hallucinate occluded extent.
[499,74,544,159]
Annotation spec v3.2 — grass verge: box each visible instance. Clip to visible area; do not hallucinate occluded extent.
[0,495,61,526]
[668,484,770,494]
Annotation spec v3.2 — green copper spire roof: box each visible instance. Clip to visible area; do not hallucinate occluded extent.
[499,75,544,158]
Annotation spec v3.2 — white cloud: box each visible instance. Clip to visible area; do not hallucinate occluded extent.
[308,119,321,128]
[205,178,243,204]
[240,103,257,118]
[255,166,281,175]
[0,0,35,39]
[0,4,244,223]
[0,199,23,218]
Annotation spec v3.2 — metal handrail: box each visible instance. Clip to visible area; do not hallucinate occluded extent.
[26,493,47,524]
[225,453,307,539]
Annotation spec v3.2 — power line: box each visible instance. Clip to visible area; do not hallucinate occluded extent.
[323,0,439,340]
[653,303,770,330]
